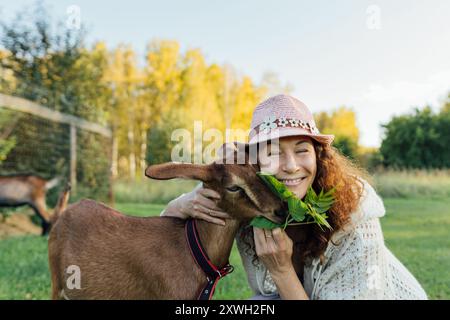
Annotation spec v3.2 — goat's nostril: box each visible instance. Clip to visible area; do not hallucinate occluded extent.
[274,208,287,218]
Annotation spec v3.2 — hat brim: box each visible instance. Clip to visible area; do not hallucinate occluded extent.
[247,127,334,146]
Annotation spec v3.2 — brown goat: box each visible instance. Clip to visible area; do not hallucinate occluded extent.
[48,144,290,299]
[0,174,60,235]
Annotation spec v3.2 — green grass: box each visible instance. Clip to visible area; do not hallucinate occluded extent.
[373,169,450,199]
[381,197,450,299]
[114,203,166,217]
[0,236,50,299]
[113,179,198,204]
[0,197,449,299]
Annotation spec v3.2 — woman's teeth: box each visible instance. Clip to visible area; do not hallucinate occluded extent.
[281,177,305,186]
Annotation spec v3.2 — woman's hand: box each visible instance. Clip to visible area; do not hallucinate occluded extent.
[253,227,294,277]
[161,184,231,225]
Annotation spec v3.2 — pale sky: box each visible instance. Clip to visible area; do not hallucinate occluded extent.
[2,0,450,147]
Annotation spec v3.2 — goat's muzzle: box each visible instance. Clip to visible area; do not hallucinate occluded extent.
[274,201,289,220]
[274,208,288,219]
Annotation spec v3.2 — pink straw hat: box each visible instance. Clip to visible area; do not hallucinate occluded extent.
[247,94,334,146]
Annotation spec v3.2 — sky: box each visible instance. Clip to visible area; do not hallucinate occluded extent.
[1,0,450,147]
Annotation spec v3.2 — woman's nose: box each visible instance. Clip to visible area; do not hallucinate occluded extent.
[282,154,299,173]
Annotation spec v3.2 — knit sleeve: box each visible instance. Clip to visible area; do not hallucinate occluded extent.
[312,217,427,300]
[313,218,393,300]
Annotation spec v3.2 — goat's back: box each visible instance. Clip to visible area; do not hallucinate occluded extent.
[48,199,206,299]
[0,175,46,205]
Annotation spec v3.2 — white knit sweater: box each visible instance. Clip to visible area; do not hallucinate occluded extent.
[235,179,428,300]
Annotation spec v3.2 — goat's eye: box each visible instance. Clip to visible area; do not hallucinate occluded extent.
[226,185,242,192]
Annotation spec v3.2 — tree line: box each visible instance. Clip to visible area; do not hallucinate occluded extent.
[0,3,448,191]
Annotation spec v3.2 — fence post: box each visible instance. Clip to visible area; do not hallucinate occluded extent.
[70,123,77,192]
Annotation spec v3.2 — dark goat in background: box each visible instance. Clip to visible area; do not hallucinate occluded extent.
[0,174,60,235]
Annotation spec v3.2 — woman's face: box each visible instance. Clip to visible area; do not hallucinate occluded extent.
[258,136,317,199]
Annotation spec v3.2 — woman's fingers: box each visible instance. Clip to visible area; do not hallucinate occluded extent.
[199,187,221,200]
[205,209,231,219]
[198,196,222,211]
[200,199,230,218]
[272,228,293,255]
[271,228,283,246]
[179,186,229,225]
[196,187,231,219]
[254,227,291,255]
[253,227,268,255]
[195,205,229,221]
[192,210,226,226]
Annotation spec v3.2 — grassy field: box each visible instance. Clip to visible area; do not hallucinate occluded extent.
[0,196,449,300]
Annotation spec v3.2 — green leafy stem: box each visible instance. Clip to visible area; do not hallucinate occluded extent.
[250,172,335,231]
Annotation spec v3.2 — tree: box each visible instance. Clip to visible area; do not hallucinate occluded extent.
[105,44,143,179]
[380,106,449,169]
[315,106,360,158]
[260,71,293,98]
[0,4,112,201]
[1,4,110,122]
[230,76,266,135]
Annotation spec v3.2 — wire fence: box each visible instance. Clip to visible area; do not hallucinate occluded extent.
[0,94,113,206]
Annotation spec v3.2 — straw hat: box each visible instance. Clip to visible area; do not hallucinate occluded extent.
[247,94,334,146]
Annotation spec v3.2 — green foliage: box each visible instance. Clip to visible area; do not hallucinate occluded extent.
[333,135,359,160]
[250,172,334,231]
[0,115,70,195]
[0,109,18,164]
[0,5,111,202]
[380,106,450,169]
[0,137,16,164]
[146,109,185,165]
[0,5,110,122]
[315,107,360,159]
[357,147,384,172]
[74,130,112,203]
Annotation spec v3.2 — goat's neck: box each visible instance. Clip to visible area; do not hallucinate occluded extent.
[195,219,242,268]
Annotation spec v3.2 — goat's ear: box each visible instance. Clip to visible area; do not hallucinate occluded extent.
[145,163,213,182]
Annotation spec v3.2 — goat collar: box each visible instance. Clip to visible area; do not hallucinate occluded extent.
[185,219,234,300]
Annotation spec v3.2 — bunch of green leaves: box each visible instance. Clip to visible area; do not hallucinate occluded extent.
[250,172,335,231]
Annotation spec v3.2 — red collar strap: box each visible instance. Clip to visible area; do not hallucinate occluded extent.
[185,219,234,300]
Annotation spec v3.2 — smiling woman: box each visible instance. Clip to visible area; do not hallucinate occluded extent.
[258,137,317,198]
[161,94,428,300]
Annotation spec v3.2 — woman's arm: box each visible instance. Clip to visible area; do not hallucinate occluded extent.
[160,183,231,225]
[270,268,309,300]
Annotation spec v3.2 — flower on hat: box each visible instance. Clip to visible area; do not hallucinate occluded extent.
[260,115,277,133]
[306,122,320,134]
[278,117,289,127]
[289,119,300,127]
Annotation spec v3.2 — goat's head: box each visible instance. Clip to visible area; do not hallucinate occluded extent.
[145,142,287,224]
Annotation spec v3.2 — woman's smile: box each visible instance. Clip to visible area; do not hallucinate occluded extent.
[279,176,307,186]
